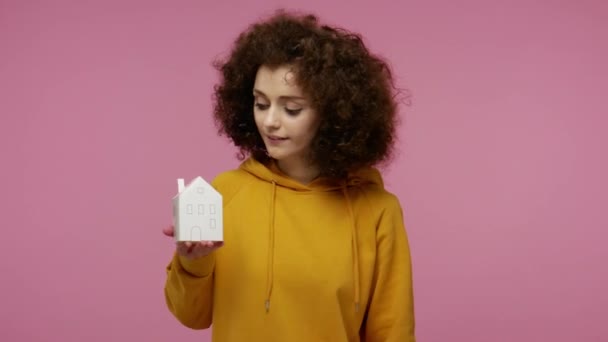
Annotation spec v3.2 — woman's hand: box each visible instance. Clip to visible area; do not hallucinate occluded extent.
[162,225,224,260]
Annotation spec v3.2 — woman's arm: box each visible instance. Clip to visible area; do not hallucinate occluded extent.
[164,251,216,329]
[364,196,416,342]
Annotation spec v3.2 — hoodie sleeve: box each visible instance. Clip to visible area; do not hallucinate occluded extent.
[164,251,216,329]
[163,170,244,329]
[364,195,416,342]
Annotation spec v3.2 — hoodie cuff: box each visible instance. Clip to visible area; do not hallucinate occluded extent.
[177,253,216,278]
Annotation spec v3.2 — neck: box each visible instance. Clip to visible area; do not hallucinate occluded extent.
[276,158,320,185]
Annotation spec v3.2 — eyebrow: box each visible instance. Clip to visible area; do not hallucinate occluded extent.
[253,89,307,101]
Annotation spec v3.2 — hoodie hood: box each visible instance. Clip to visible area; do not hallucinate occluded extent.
[239,157,384,191]
[239,157,384,313]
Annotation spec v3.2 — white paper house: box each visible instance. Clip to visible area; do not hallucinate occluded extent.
[172,177,223,242]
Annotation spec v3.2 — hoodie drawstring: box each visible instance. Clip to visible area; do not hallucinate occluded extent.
[342,184,360,313]
[265,180,277,312]
[265,178,360,313]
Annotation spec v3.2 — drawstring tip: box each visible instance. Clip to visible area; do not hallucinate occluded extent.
[355,303,360,313]
[265,300,270,312]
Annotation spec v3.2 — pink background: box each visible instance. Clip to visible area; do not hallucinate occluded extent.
[1,0,607,341]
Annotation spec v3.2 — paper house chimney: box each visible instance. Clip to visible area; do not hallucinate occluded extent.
[172,176,223,242]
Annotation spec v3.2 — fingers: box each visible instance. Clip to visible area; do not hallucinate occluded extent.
[175,240,224,259]
[176,242,197,256]
[162,225,174,237]
[176,241,190,255]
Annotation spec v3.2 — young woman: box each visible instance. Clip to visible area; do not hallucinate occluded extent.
[163,10,416,342]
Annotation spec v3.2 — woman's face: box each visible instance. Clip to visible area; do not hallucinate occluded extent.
[253,64,320,167]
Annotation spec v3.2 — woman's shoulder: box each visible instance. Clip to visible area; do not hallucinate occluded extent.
[357,183,403,212]
[347,167,403,210]
[212,168,247,186]
[211,166,255,204]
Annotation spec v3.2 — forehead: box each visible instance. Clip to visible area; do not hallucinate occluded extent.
[253,65,305,98]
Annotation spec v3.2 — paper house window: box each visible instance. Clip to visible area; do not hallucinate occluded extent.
[172,176,223,242]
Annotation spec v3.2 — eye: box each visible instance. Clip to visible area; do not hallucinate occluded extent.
[254,102,270,110]
[285,108,303,116]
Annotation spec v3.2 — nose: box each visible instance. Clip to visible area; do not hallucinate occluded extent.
[263,105,280,129]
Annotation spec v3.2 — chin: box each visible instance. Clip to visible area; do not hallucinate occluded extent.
[267,152,286,161]
[264,148,281,160]
[264,146,304,164]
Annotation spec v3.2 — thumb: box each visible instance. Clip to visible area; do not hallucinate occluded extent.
[162,225,174,237]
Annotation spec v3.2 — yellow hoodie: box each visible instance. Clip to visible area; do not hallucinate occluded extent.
[164,158,415,341]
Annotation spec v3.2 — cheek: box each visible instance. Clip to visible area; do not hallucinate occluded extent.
[253,112,263,128]
[306,119,321,140]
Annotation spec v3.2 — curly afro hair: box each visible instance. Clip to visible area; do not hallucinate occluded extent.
[212,10,405,178]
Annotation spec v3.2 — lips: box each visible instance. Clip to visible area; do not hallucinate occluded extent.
[267,135,287,141]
